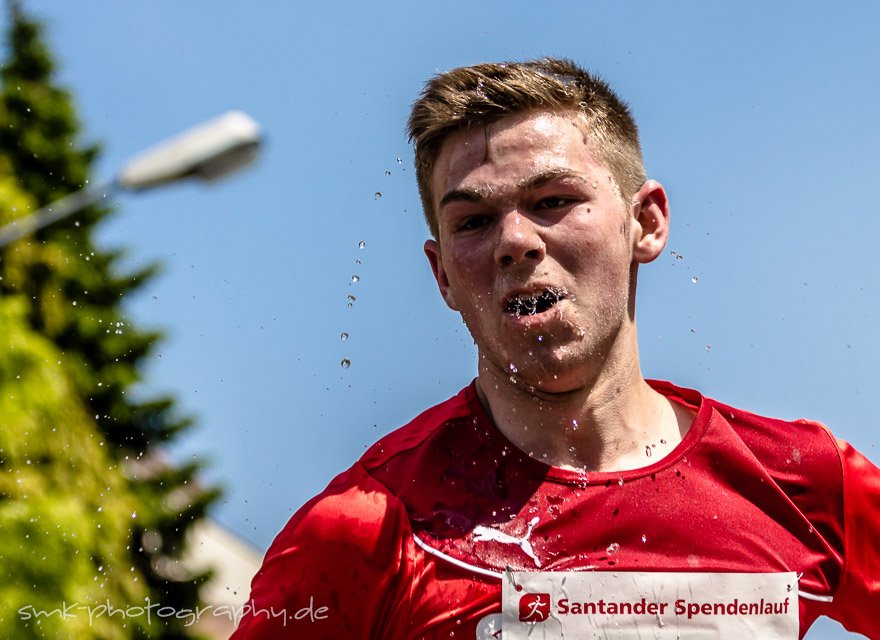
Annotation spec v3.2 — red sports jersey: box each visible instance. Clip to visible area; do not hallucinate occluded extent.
[231,380,880,639]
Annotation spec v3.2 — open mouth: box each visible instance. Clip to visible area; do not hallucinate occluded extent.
[505,287,567,317]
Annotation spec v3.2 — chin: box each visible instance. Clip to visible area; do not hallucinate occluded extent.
[506,356,581,393]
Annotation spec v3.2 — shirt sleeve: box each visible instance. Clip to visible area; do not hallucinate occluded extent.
[230,462,413,639]
[826,440,880,636]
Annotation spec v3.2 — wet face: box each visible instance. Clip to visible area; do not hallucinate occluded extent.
[424,111,668,393]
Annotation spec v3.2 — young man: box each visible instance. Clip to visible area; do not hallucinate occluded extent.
[232,59,879,639]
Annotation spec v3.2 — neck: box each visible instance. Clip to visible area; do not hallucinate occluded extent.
[475,334,691,473]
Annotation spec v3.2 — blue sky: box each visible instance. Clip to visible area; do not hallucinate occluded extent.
[9,3,878,637]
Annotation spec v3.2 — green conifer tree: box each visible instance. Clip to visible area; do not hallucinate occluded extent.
[0,4,219,638]
[0,230,149,639]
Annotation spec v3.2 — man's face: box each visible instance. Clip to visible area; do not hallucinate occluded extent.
[424,111,667,393]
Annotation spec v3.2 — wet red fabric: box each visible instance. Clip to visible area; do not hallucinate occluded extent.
[231,380,880,639]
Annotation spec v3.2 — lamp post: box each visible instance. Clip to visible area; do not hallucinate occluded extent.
[0,110,262,248]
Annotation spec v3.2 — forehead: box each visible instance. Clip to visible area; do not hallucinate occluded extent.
[431,111,607,204]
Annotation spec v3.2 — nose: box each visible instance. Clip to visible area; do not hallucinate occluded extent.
[494,211,545,268]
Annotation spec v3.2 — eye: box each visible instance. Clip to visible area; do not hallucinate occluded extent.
[534,196,574,210]
[455,215,491,232]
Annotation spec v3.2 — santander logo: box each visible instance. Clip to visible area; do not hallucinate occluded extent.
[518,592,551,622]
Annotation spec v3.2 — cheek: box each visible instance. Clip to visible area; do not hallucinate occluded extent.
[447,274,494,320]
[561,221,631,266]
[445,245,489,284]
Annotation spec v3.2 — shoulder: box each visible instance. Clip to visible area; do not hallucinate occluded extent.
[265,461,409,561]
[705,395,844,481]
[235,463,416,638]
[233,386,482,639]
[654,379,844,480]
[656,379,849,534]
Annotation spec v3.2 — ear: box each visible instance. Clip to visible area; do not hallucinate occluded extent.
[424,239,459,311]
[630,179,670,264]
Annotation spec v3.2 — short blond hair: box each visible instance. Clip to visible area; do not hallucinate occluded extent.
[408,58,647,237]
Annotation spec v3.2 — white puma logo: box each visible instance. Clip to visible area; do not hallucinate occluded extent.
[472,516,541,568]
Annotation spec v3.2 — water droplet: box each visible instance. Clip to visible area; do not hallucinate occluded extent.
[346,294,356,308]
[641,534,647,543]
[384,170,392,176]
[374,192,382,200]
[537,335,544,342]
[396,157,403,164]
[131,511,137,519]
[351,275,360,283]
[691,276,699,284]
[508,363,518,373]
[571,419,579,430]
[340,332,349,340]
[340,358,351,369]
[645,446,652,457]
[617,478,624,486]
[705,344,712,353]
[358,240,366,249]
[606,542,620,555]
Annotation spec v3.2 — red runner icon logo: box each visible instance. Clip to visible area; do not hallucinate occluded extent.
[519,593,550,622]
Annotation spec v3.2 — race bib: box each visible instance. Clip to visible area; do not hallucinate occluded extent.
[501,571,798,639]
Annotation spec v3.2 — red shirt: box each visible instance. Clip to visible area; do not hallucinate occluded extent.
[231,380,880,638]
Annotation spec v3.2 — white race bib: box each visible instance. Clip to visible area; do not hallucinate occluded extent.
[501,571,798,639]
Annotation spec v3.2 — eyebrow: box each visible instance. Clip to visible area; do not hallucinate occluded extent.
[516,169,585,192]
[438,169,586,209]
[438,186,491,208]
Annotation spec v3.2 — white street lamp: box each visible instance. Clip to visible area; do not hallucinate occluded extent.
[0,110,262,248]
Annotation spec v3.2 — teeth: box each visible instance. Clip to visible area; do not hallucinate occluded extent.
[506,287,566,317]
